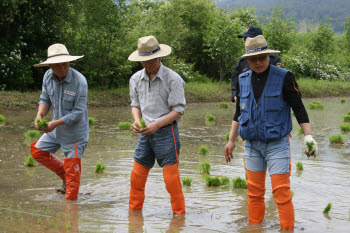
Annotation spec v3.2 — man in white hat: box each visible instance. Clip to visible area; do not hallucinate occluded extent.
[224,35,318,230]
[128,35,186,215]
[31,43,89,200]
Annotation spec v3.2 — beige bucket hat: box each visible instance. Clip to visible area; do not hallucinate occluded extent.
[128,35,171,62]
[34,43,84,67]
[242,35,280,57]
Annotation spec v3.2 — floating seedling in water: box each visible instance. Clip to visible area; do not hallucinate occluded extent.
[329,134,344,144]
[36,118,48,130]
[340,123,350,132]
[0,114,6,123]
[182,176,192,186]
[24,130,40,139]
[296,161,303,171]
[305,141,316,158]
[344,115,350,122]
[220,176,230,188]
[232,177,248,189]
[340,99,346,103]
[199,145,209,155]
[24,155,36,167]
[205,114,216,121]
[219,102,228,109]
[323,203,332,214]
[308,101,324,110]
[118,122,132,130]
[204,175,221,186]
[88,117,95,125]
[297,128,303,135]
[199,161,211,175]
[95,161,106,173]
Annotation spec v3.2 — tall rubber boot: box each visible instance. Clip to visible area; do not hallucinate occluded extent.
[271,174,294,230]
[30,141,65,180]
[64,158,81,200]
[246,170,266,223]
[163,163,185,215]
[129,161,150,209]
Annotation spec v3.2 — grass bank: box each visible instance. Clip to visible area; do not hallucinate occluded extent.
[1,79,349,111]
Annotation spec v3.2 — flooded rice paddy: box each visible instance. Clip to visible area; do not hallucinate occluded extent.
[0,98,350,232]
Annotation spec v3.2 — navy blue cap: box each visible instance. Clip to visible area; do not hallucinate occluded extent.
[238,26,263,38]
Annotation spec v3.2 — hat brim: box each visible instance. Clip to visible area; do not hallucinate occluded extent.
[128,44,171,62]
[34,55,84,67]
[238,33,256,38]
[242,49,280,57]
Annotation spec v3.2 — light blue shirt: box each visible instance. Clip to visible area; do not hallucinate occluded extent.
[39,67,89,143]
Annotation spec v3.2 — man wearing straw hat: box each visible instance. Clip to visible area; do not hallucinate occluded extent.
[224,35,318,230]
[31,43,89,200]
[128,35,186,215]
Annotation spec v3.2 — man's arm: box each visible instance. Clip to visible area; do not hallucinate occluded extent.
[131,107,142,133]
[224,120,239,163]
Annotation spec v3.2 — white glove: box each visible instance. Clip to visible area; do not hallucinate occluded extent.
[304,135,318,158]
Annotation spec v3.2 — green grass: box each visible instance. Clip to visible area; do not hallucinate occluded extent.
[181,176,192,186]
[232,177,248,189]
[199,161,211,175]
[219,102,228,109]
[199,145,209,155]
[225,132,230,141]
[0,114,5,123]
[24,130,40,138]
[340,99,346,103]
[323,203,332,214]
[88,117,95,125]
[344,115,350,122]
[36,118,48,130]
[95,161,106,173]
[307,101,325,110]
[204,175,221,186]
[205,114,216,121]
[296,161,303,171]
[297,127,304,135]
[340,123,350,132]
[118,122,132,130]
[329,134,344,144]
[24,155,36,167]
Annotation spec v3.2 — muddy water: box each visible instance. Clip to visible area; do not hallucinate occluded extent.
[0,97,349,232]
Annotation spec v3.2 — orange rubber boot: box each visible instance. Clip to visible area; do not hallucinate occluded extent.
[30,142,65,180]
[163,163,185,215]
[129,161,150,209]
[246,170,266,223]
[64,158,81,200]
[271,174,294,230]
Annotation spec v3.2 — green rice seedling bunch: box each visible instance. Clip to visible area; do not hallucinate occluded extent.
[24,155,36,167]
[232,177,248,189]
[340,99,346,103]
[36,118,48,130]
[323,203,332,214]
[118,122,132,130]
[307,101,324,110]
[181,176,192,186]
[135,118,146,129]
[329,134,344,144]
[204,175,221,186]
[296,161,303,171]
[88,117,95,125]
[344,115,350,122]
[0,114,6,123]
[220,176,230,186]
[199,145,209,155]
[340,123,350,132]
[220,183,230,189]
[225,132,230,141]
[205,114,216,121]
[297,128,303,135]
[95,161,106,173]
[199,161,211,175]
[220,102,228,109]
[24,130,40,139]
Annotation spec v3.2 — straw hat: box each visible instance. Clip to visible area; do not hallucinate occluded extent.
[128,36,171,62]
[34,43,84,67]
[242,35,280,57]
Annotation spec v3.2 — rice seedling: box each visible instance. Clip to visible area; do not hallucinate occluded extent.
[199,145,209,155]
[204,175,221,186]
[38,218,42,225]
[36,118,48,130]
[205,114,216,121]
[140,118,146,128]
[220,183,230,189]
[66,222,71,230]
[329,134,344,144]
[225,132,230,141]
[305,141,316,158]
[57,213,61,219]
[24,130,40,139]
[199,161,211,175]
[95,161,106,173]
[17,204,22,211]
[50,219,55,228]
[24,155,36,167]
[220,176,230,186]
[0,114,6,123]
[323,203,332,214]
[232,177,248,189]
[307,101,324,110]
[20,216,24,222]
[118,122,132,130]
[219,102,228,109]
[296,161,303,171]
[46,208,50,215]
[291,190,295,197]
[182,176,192,186]
[297,127,303,135]
[88,117,95,125]
[340,99,346,103]
[340,123,350,132]
[344,115,350,122]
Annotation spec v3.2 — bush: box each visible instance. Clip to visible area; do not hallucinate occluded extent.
[118,122,132,130]
[308,101,325,110]
[182,176,192,186]
[24,155,36,167]
[88,117,95,125]
[0,114,6,123]
[340,99,346,103]
[296,161,303,171]
[24,130,40,139]
[205,114,216,121]
[199,161,211,175]
[232,177,248,189]
[95,162,106,173]
[329,134,344,144]
[199,145,209,155]
[219,102,228,108]
[340,123,350,132]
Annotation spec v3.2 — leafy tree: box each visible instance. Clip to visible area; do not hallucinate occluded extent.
[344,17,350,64]
[228,7,260,28]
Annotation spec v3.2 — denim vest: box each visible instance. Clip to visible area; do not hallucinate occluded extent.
[238,65,292,142]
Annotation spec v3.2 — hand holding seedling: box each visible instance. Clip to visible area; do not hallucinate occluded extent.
[35,118,48,131]
[139,121,159,135]
[224,140,235,163]
[132,118,150,133]
[304,135,318,158]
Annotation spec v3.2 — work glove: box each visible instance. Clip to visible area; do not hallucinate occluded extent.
[304,135,318,158]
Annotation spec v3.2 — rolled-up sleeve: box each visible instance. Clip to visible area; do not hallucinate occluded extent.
[38,75,52,108]
[129,76,140,109]
[168,79,186,115]
[62,83,87,126]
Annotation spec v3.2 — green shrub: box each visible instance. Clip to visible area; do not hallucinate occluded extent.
[204,175,221,186]
[348,112,350,116]
[24,130,40,139]
[296,161,303,171]
[340,99,346,103]
[0,114,6,123]
[219,102,228,109]
[95,161,106,173]
[323,203,332,214]
[181,176,192,186]
[36,118,48,130]
[88,117,95,125]
[308,101,324,110]
[220,176,230,186]
[199,145,209,155]
[205,114,215,121]
[118,122,132,130]
[340,123,350,132]
[199,161,211,175]
[225,132,230,141]
[297,128,304,135]
[232,177,248,189]
[329,134,344,144]
[344,115,350,122]
[24,156,36,167]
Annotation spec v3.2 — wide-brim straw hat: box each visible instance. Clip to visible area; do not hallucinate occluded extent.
[242,35,280,57]
[34,43,84,67]
[128,35,171,62]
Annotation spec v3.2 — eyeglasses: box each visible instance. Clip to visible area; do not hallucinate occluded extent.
[247,55,268,63]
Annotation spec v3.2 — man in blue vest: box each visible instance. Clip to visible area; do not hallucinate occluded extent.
[224,35,318,230]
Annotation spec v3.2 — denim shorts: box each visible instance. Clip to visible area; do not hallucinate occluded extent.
[244,136,290,175]
[134,123,180,168]
[35,130,88,159]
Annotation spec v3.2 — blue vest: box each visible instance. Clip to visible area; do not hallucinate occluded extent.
[238,65,292,142]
